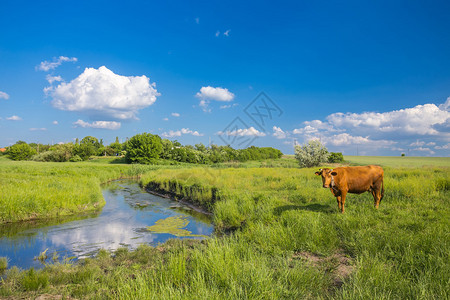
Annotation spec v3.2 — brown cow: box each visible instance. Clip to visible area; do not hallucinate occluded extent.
[315,165,384,213]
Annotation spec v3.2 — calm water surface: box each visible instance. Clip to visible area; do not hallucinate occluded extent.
[0,180,213,270]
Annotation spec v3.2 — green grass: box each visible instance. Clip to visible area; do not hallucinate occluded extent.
[0,157,449,299]
[345,155,450,168]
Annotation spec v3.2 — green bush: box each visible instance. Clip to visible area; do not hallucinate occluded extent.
[328,152,344,163]
[69,155,83,162]
[125,133,163,164]
[294,140,329,168]
[75,136,101,160]
[8,143,36,161]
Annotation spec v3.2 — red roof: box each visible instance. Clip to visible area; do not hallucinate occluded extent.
[0,148,6,152]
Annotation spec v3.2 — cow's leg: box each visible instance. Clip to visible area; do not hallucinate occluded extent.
[336,196,342,211]
[340,191,347,213]
[373,189,381,209]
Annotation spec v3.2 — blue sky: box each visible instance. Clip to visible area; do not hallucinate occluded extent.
[0,0,449,156]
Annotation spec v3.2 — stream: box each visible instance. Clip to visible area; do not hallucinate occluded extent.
[0,180,214,270]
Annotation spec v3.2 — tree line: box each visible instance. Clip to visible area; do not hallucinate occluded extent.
[1,133,283,164]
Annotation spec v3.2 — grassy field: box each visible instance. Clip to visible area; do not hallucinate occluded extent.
[344,155,450,168]
[0,158,163,224]
[0,156,449,299]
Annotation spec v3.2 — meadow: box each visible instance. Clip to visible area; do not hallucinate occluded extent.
[0,156,449,299]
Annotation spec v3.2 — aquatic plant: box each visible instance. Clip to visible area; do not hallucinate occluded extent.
[147,216,207,237]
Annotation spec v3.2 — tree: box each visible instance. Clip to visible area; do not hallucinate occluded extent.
[109,141,122,155]
[76,136,100,160]
[160,139,174,159]
[125,133,163,164]
[8,143,37,161]
[295,140,329,168]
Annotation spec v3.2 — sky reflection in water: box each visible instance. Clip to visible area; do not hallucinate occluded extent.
[0,180,213,270]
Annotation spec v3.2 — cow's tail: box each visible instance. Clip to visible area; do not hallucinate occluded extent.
[380,178,384,202]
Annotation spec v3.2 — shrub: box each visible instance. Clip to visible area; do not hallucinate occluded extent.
[295,140,329,168]
[328,152,344,163]
[75,136,101,160]
[125,133,163,164]
[8,143,36,161]
[69,155,83,162]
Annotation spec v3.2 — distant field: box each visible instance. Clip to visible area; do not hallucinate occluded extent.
[345,155,450,168]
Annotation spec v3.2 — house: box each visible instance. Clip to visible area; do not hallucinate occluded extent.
[0,148,6,153]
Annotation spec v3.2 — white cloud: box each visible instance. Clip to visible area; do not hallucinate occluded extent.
[220,103,238,109]
[53,120,58,125]
[0,91,9,100]
[196,86,234,102]
[439,97,450,111]
[326,101,449,136]
[46,74,63,84]
[273,126,288,139]
[196,86,234,112]
[49,66,160,120]
[6,115,22,121]
[73,119,121,130]
[161,128,204,138]
[322,133,395,147]
[435,143,449,150]
[171,112,180,117]
[224,29,231,37]
[195,17,200,24]
[218,127,266,137]
[215,31,220,37]
[410,140,425,147]
[412,147,435,155]
[30,128,47,131]
[292,98,450,155]
[163,118,169,121]
[37,56,78,71]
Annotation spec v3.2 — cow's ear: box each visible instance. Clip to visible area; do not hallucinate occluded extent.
[315,171,321,176]
[331,171,337,176]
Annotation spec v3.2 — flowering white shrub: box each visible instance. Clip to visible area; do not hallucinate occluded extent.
[294,140,329,168]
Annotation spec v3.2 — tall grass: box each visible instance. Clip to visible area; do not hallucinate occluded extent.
[0,158,448,299]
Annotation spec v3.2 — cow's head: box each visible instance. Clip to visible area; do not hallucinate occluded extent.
[315,168,337,188]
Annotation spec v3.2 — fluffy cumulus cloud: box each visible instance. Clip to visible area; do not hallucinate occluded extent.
[161,128,203,138]
[196,86,235,112]
[292,97,450,155]
[38,56,78,71]
[326,99,449,136]
[322,133,395,147]
[273,126,288,139]
[6,115,22,121]
[48,66,160,120]
[0,91,9,100]
[218,127,266,137]
[73,119,121,130]
[46,74,64,84]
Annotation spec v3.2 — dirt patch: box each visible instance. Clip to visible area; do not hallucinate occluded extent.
[292,250,354,288]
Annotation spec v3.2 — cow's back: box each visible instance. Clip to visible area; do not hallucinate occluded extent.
[335,165,383,194]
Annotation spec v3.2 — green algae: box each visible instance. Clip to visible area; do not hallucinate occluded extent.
[147,216,207,237]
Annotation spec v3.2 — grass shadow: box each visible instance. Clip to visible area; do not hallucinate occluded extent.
[109,157,127,164]
[274,203,335,215]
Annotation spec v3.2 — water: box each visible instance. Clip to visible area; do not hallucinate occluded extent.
[0,180,214,270]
